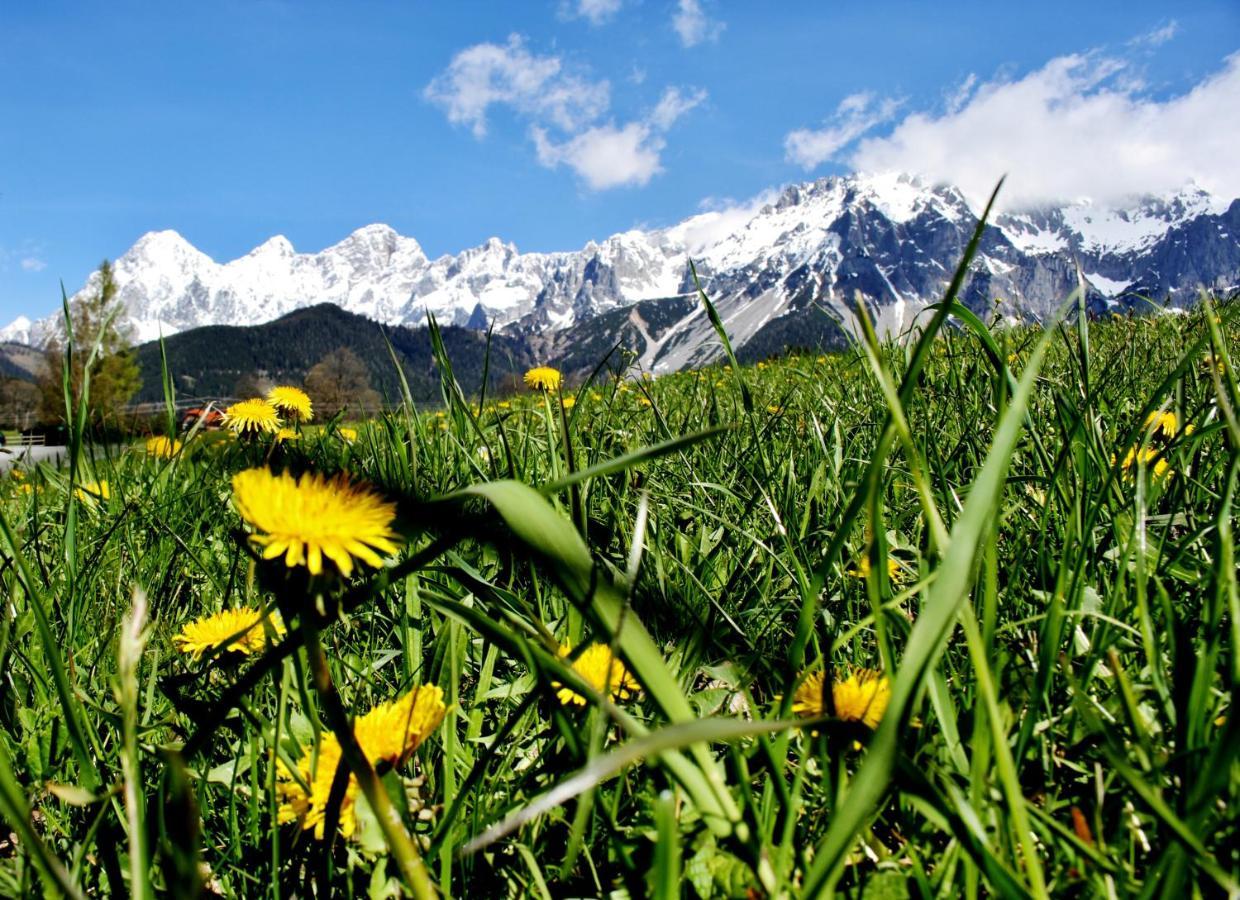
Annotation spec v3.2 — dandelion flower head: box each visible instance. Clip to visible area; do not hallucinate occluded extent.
[75,480,110,503]
[1144,410,1178,441]
[848,555,905,583]
[554,643,640,707]
[277,685,447,839]
[792,667,891,729]
[1113,445,1174,482]
[267,386,313,422]
[231,468,402,577]
[145,436,182,458]
[524,366,562,392]
[223,399,281,435]
[173,607,285,660]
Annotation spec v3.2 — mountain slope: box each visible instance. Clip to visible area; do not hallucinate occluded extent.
[132,304,534,404]
[7,174,1238,371]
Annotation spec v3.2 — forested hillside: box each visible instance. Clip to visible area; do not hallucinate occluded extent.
[133,304,536,403]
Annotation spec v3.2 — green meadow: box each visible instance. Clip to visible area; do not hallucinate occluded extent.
[0,266,1236,896]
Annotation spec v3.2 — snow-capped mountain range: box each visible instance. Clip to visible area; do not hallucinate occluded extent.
[5,173,1238,371]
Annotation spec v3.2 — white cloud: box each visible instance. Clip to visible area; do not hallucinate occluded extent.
[563,0,623,25]
[533,123,664,190]
[1130,21,1178,48]
[784,51,1240,210]
[678,190,779,253]
[423,34,609,137]
[20,257,47,272]
[672,0,724,47]
[784,92,902,169]
[426,36,706,191]
[532,85,706,189]
[944,73,977,114]
[849,51,1240,209]
[650,86,707,130]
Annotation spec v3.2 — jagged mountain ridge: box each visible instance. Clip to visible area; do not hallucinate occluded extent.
[5,173,1238,372]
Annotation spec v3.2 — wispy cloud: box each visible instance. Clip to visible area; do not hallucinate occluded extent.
[426,37,706,190]
[649,86,707,130]
[1129,21,1178,48]
[532,86,707,190]
[672,0,724,48]
[561,0,624,26]
[784,92,902,170]
[423,34,609,138]
[20,257,47,272]
[679,190,779,254]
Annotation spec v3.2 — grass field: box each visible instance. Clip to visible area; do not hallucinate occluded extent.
[0,277,1237,897]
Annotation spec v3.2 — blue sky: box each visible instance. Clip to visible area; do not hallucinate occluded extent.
[2,0,1238,323]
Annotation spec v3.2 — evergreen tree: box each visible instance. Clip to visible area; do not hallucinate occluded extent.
[38,259,142,428]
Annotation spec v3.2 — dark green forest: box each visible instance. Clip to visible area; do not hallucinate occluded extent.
[132,304,536,403]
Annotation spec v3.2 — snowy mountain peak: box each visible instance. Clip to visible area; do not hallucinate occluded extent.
[3,174,1236,358]
[248,235,295,258]
[126,229,211,267]
[996,183,1229,257]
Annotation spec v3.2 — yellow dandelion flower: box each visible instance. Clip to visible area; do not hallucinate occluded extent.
[497,400,512,410]
[173,607,285,660]
[1113,445,1173,482]
[277,685,447,839]
[10,468,25,481]
[847,555,905,583]
[274,427,301,443]
[554,643,640,707]
[267,386,313,422]
[561,396,576,410]
[74,480,110,503]
[337,426,358,443]
[767,404,783,415]
[1144,410,1178,440]
[145,435,183,458]
[792,668,891,729]
[223,398,281,435]
[1201,353,1227,376]
[231,468,401,577]
[637,396,653,408]
[524,366,562,392]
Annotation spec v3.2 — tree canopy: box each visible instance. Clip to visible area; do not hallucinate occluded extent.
[38,259,142,428]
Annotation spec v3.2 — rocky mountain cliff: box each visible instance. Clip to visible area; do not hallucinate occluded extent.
[5,173,1237,372]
